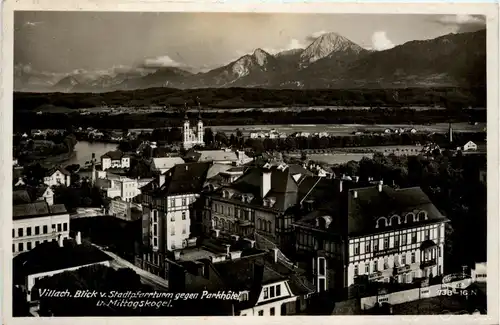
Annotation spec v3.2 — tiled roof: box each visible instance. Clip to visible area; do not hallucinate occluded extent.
[152,157,185,170]
[101,150,130,160]
[13,240,112,281]
[45,166,70,177]
[13,201,68,220]
[142,162,211,196]
[13,189,32,205]
[13,185,50,205]
[198,150,238,163]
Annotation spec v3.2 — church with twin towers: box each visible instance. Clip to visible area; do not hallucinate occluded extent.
[182,101,205,149]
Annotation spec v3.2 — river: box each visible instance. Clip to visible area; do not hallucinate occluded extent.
[64,141,118,167]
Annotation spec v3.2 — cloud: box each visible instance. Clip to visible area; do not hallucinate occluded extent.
[305,30,329,43]
[263,38,306,55]
[433,15,486,33]
[371,31,395,51]
[142,55,186,68]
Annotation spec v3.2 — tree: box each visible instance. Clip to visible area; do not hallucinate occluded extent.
[204,128,214,145]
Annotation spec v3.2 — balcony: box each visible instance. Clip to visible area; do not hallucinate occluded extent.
[420,259,437,269]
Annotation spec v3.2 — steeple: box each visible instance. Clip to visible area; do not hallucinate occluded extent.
[196,97,202,120]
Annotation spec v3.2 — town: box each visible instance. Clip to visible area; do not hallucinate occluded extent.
[12,108,487,316]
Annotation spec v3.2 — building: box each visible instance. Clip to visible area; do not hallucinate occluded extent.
[101,174,141,202]
[13,185,54,206]
[137,162,211,276]
[12,233,112,302]
[461,141,478,151]
[12,201,70,256]
[100,150,131,170]
[293,179,450,293]
[166,233,315,316]
[182,114,204,150]
[203,163,319,254]
[151,157,185,174]
[43,166,71,187]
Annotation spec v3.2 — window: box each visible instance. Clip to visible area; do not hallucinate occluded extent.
[153,238,158,246]
[365,263,370,273]
[35,226,40,235]
[439,247,442,257]
[57,224,62,232]
[43,225,48,234]
[425,230,430,240]
[182,212,186,220]
[374,240,379,252]
[27,227,32,236]
[365,240,371,253]
[384,257,389,269]
[411,232,417,244]
[12,229,15,237]
[52,224,56,230]
[170,199,176,207]
[402,233,407,245]
[354,243,360,255]
[318,258,326,276]
[182,198,187,206]
[258,310,264,316]
[27,242,32,250]
[394,235,399,247]
[402,254,406,265]
[270,286,275,298]
[383,237,389,249]
[319,278,326,292]
[18,228,23,237]
[12,244,15,252]
[63,223,68,231]
[276,284,281,296]
[153,210,158,222]
[18,243,24,252]
[153,224,158,236]
[374,261,378,272]
[411,252,416,263]
[263,288,269,299]
[270,307,275,316]
[354,265,359,276]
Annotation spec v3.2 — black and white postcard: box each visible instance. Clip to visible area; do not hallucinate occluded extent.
[1,1,498,324]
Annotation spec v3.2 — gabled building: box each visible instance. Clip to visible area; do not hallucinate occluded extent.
[203,163,319,254]
[43,166,71,187]
[151,157,185,174]
[293,178,450,294]
[13,185,54,206]
[100,150,131,170]
[137,162,211,277]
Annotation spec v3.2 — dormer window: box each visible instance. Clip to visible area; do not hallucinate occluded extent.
[375,217,388,228]
[405,213,415,223]
[389,215,401,226]
[418,211,428,220]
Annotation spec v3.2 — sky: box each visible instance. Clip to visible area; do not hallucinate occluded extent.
[14,12,486,74]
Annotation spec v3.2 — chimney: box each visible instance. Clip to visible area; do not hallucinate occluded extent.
[378,180,383,192]
[185,165,189,171]
[75,232,82,245]
[261,168,272,198]
[159,174,166,187]
[58,235,64,248]
[353,190,358,199]
[225,244,231,256]
[272,248,279,263]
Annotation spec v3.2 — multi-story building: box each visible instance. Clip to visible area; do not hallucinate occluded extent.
[12,201,70,256]
[137,162,211,276]
[293,178,449,293]
[100,150,131,170]
[103,174,141,202]
[43,166,71,187]
[182,115,204,150]
[203,163,318,254]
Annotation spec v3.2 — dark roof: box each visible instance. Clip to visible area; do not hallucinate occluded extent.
[183,149,202,162]
[13,185,50,205]
[101,150,130,160]
[13,190,32,205]
[45,166,70,177]
[142,162,211,196]
[211,165,316,212]
[13,201,67,220]
[13,240,112,282]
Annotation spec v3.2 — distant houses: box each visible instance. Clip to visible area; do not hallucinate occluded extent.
[101,150,131,170]
[43,166,71,187]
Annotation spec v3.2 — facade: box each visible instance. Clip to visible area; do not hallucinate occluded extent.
[12,202,70,256]
[43,167,71,187]
[204,164,319,254]
[101,150,131,170]
[12,233,112,302]
[138,162,211,276]
[293,178,450,293]
[182,116,204,150]
[104,175,141,202]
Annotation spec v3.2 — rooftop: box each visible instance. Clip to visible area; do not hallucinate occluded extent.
[152,157,185,170]
[13,201,68,220]
[101,150,131,160]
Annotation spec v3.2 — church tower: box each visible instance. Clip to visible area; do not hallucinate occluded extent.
[197,102,204,145]
[183,107,190,147]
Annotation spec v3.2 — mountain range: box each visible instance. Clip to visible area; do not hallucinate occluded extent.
[15,30,486,93]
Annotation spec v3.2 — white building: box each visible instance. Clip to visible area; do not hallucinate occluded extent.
[103,174,141,202]
[12,202,70,256]
[12,233,112,302]
[100,150,131,170]
[43,167,71,187]
[462,141,478,151]
[139,162,211,276]
[182,115,204,150]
